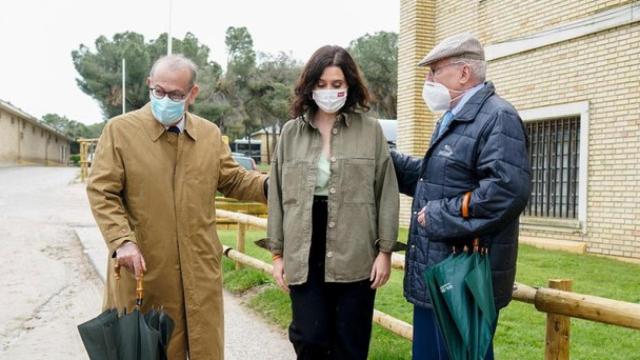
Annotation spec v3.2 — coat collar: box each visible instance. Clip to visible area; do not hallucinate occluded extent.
[428,81,496,149]
[451,81,496,123]
[141,102,198,142]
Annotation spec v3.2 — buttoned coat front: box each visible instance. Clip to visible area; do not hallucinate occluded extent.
[87,103,266,359]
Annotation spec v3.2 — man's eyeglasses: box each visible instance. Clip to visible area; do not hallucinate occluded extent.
[149,86,192,102]
[426,61,466,78]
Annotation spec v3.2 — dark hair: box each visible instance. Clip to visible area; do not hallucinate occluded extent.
[290,45,370,119]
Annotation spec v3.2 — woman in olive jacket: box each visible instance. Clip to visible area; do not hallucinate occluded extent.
[267,45,399,360]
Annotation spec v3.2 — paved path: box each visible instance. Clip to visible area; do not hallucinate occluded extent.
[0,166,294,359]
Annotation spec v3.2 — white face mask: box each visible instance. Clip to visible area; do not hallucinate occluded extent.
[312,88,348,114]
[422,81,453,112]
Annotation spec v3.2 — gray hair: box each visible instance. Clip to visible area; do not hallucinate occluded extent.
[150,54,198,87]
[450,57,486,83]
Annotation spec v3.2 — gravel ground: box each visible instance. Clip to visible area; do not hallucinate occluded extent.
[0,166,294,359]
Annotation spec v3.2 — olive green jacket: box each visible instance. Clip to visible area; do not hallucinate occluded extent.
[267,112,399,284]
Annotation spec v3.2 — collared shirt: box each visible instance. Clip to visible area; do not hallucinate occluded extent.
[450,82,485,116]
[164,114,186,132]
[437,82,485,137]
[267,112,399,284]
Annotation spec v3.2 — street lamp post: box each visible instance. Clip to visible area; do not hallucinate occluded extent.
[167,0,173,55]
[122,58,126,114]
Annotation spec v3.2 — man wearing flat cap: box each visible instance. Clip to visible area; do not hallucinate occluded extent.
[391,33,532,359]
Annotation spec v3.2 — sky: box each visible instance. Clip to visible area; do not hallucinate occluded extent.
[0,0,399,124]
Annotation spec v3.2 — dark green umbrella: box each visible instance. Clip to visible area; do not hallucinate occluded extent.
[464,251,496,360]
[78,269,174,360]
[423,243,497,360]
[424,252,466,359]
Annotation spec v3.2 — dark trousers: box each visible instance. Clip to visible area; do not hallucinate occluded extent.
[288,197,376,360]
[412,305,497,360]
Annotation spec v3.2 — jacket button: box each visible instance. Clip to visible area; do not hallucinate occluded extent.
[419,178,423,181]
[332,128,338,135]
[328,221,335,228]
[330,156,336,163]
[413,211,418,215]
[326,251,333,258]
[329,187,336,194]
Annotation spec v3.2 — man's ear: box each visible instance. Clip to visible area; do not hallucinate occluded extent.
[188,84,200,105]
[146,77,151,87]
[459,65,471,86]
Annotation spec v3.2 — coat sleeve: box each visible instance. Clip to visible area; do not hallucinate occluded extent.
[217,132,268,203]
[390,149,423,197]
[265,136,284,256]
[86,121,136,256]
[374,124,399,253]
[424,110,532,242]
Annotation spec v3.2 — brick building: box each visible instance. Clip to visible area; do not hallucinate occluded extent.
[0,99,72,166]
[398,1,640,259]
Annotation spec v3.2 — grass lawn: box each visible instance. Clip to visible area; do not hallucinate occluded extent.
[219,228,640,359]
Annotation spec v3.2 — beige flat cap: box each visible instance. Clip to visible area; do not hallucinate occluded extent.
[418,32,484,66]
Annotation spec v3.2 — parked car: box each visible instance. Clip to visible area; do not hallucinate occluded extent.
[232,154,257,171]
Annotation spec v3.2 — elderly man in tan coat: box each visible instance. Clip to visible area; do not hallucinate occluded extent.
[87,54,267,359]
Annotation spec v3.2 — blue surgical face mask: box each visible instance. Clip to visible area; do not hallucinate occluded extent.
[150,95,186,125]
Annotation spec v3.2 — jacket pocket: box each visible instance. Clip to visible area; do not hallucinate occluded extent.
[342,158,375,204]
[282,163,302,206]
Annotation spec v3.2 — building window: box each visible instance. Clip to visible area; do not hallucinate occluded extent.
[524,116,580,218]
[518,101,589,233]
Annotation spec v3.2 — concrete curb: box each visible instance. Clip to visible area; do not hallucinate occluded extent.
[73,226,107,282]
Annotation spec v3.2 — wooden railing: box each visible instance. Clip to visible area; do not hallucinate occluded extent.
[216,209,640,359]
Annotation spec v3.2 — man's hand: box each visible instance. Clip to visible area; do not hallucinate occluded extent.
[417,206,428,227]
[115,242,146,279]
[370,252,391,289]
[272,257,289,293]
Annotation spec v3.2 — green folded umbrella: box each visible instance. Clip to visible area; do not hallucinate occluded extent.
[424,253,466,359]
[464,253,497,360]
[423,249,497,360]
[78,276,174,360]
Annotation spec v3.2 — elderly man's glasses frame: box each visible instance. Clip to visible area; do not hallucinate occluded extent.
[426,61,467,79]
[149,87,192,102]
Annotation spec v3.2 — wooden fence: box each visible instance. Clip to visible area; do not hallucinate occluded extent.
[216,209,640,359]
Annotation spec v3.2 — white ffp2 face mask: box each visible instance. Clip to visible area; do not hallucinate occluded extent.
[312,88,348,114]
[422,81,452,112]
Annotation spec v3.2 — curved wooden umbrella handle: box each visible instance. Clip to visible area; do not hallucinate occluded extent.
[136,277,144,307]
[114,262,121,280]
[113,262,144,306]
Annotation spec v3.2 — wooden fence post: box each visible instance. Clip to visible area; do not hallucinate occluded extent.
[80,141,87,182]
[545,279,572,360]
[235,222,246,270]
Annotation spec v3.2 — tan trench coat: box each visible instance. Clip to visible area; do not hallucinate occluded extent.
[87,103,267,359]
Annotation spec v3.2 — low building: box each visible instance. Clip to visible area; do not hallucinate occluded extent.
[0,99,73,166]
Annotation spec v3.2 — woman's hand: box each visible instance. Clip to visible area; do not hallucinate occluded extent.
[370,251,392,289]
[272,257,289,293]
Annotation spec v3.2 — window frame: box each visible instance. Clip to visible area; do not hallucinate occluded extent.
[518,101,589,234]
